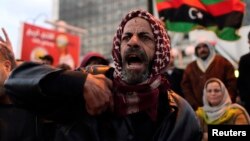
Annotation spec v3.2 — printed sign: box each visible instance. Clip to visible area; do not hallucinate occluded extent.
[20,22,80,69]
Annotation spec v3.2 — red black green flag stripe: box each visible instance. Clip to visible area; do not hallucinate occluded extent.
[156,0,246,41]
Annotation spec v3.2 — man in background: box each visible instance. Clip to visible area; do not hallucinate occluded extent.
[39,54,54,66]
[163,49,184,97]
[237,31,250,114]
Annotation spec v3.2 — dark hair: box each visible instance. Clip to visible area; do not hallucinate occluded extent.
[0,45,16,70]
[39,55,54,65]
[57,63,71,70]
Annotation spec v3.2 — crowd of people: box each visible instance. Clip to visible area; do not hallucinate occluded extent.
[181,41,238,110]
[0,8,250,141]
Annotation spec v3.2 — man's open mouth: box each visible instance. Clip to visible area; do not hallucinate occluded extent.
[125,54,145,71]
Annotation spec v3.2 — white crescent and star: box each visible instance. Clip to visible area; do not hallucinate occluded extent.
[189,7,203,20]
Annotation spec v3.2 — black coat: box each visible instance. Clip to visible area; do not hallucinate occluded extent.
[163,68,184,97]
[238,52,250,113]
[5,62,202,141]
[0,104,37,141]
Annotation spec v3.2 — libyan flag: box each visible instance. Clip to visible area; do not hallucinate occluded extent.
[157,0,246,41]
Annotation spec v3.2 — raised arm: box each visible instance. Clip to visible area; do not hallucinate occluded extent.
[4,62,113,120]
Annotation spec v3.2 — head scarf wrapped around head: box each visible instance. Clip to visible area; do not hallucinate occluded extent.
[112,9,171,121]
[197,78,250,124]
[202,78,232,115]
[112,9,171,80]
[80,52,109,67]
[194,41,215,72]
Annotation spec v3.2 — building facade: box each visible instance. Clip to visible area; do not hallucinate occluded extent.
[59,0,148,61]
[243,0,250,26]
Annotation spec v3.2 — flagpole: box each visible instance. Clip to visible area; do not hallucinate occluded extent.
[148,0,153,15]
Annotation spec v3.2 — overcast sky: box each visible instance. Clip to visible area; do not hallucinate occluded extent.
[0,0,53,58]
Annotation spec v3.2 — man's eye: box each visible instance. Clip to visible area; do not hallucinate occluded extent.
[141,36,153,41]
[122,36,130,41]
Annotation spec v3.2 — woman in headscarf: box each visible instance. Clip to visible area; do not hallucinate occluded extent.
[196,77,250,141]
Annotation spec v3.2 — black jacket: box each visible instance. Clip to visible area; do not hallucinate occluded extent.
[0,104,37,141]
[237,52,250,114]
[163,68,184,97]
[238,52,250,102]
[5,62,202,141]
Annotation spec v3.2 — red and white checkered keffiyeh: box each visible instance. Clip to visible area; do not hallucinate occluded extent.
[112,9,171,121]
[112,9,171,80]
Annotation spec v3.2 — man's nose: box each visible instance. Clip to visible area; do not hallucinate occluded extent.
[127,35,139,47]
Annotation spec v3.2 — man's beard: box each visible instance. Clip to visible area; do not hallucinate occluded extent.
[200,55,209,60]
[121,47,152,85]
[199,51,210,60]
[121,66,150,85]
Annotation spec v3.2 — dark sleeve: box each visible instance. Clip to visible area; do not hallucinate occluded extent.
[222,58,238,103]
[181,64,199,110]
[170,93,202,141]
[4,62,87,120]
[157,92,202,141]
[238,55,250,102]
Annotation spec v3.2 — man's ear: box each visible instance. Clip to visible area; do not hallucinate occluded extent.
[3,60,11,72]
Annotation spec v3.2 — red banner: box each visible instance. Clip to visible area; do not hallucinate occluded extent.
[20,22,80,69]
